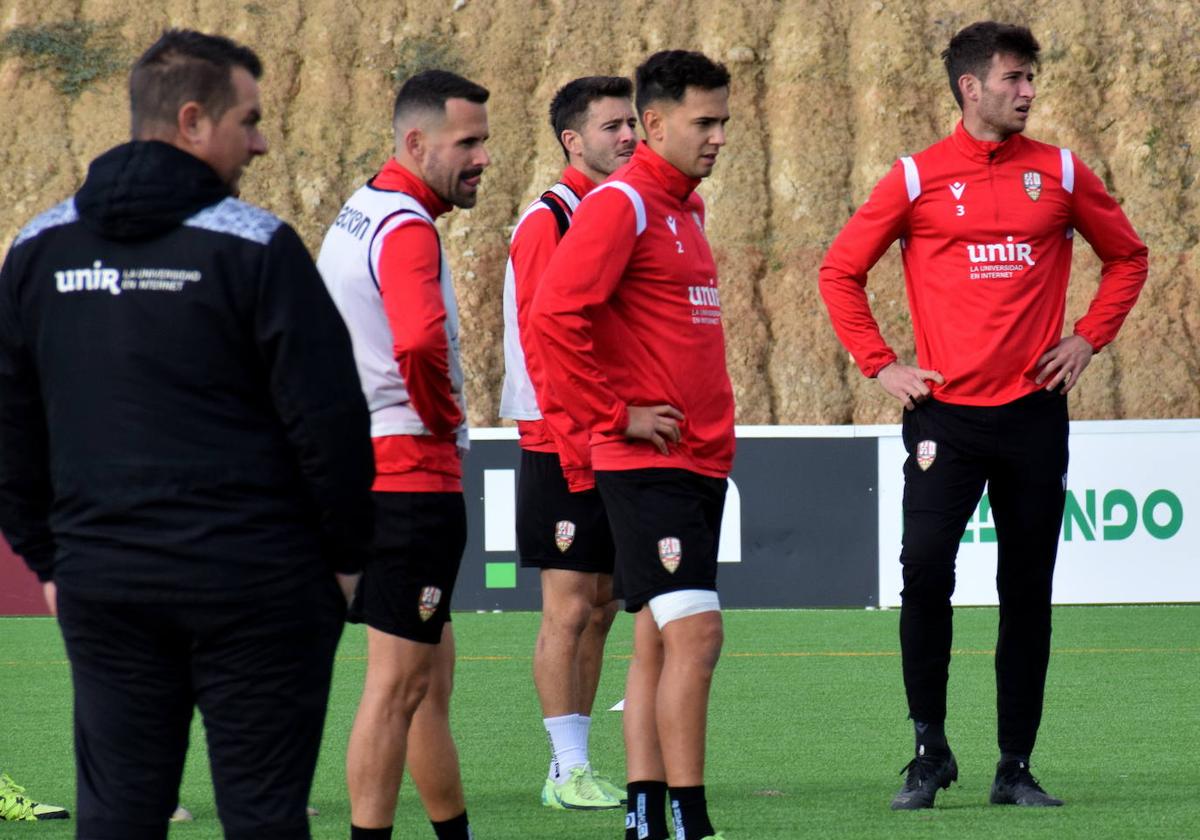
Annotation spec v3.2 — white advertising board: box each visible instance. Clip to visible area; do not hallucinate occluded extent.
[877,419,1200,607]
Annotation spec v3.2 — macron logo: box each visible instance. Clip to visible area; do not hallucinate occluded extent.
[55,260,121,296]
[949,182,966,200]
[666,215,677,235]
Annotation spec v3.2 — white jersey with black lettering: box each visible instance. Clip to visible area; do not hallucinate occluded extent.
[317,184,467,447]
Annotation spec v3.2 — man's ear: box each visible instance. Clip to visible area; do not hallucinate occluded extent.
[958,73,981,106]
[176,101,208,145]
[641,106,664,143]
[560,128,583,159]
[403,126,425,162]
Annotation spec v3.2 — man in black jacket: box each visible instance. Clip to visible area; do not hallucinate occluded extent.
[0,30,374,840]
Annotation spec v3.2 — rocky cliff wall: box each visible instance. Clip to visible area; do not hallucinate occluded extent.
[1,0,1196,425]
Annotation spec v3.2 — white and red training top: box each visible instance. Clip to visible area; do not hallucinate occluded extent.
[820,121,1149,406]
[500,166,597,491]
[531,142,735,478]
[317,160,466,492]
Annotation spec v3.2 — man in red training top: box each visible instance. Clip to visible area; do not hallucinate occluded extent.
[317,70,491,840]
[500,75,639,811]
[532,50,734,840]
[819,21,1148,811]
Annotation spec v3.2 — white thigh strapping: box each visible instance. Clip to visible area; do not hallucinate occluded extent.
[647,589,721,629]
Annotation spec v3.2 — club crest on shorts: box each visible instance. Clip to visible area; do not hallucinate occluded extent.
[658,537,682,574]
[916,440,937,471]
[554,520,576,553]
[1023,171,1042,201]
[418,586,442,622]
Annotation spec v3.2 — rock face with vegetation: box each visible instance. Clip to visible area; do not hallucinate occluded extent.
[1,1,1196,425]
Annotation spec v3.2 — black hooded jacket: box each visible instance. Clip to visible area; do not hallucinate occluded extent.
[0,141,374,600]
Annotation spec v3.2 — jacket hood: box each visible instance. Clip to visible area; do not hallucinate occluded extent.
[75,141,231,241]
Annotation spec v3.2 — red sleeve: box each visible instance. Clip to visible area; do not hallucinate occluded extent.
[1067,155,1150,351]
[511,206,594,491]
[530,187,636,441]
[818,162,911,377]
[377,220,462,438]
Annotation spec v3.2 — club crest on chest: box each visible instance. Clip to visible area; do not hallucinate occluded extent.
[1023,171,1042,201]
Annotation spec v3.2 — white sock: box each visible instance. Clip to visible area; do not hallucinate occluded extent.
[544,713,590,782]
[579,714,592,755]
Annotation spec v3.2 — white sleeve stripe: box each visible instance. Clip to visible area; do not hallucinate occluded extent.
[592,181,647,235]
[1060,148,1075,194]
[900,156,920,202]
[510,202,551,242]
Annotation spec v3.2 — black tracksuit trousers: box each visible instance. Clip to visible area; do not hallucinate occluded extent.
[898,389,1068,756]
[56,575,345,840]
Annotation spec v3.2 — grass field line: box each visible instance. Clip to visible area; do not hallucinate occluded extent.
[441,645,1200,661]
[9,645,1200,669]
[5,645,1197,670]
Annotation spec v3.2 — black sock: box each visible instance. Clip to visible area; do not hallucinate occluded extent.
[350,826,392,840]
[626,780,669,840]
[914,719,949,755]
[669,785,715,840]
[431,811,472,840]
[999,752,1030,769]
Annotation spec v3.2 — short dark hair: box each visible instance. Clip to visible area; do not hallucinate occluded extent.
[635,50,730,118]
[393,69,490,125]
[942,21,1040,108]
[548,76,633,160]
[130,29,262,136]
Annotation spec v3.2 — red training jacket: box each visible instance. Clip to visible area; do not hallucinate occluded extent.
[819,121,1149,406]
[531,142,735,478]
[508,165,597,491]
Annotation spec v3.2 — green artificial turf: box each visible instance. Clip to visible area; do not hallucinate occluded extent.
[2,605,1198,838]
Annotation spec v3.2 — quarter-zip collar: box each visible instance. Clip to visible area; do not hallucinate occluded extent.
[559,165,597,198]
[631,141,702,202]
[951,120,1024,165]
[370,158,453,220]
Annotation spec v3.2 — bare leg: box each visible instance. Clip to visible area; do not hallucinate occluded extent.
[407,624,467,822]
[658,610,723,786]
[345,627,437,828]
[624,607,666,782]
[576,573,619,716]
[533,569,603,717]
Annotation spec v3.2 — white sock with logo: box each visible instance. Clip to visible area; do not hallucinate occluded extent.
[544,714,590,783]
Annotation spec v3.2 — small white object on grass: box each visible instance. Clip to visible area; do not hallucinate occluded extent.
[170,805,193,823]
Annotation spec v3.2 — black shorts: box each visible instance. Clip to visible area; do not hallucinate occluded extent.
[348,491,466,644]
[594,468,727,613]
[517,449,615,574]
